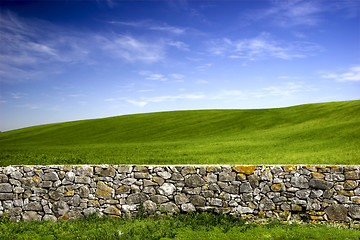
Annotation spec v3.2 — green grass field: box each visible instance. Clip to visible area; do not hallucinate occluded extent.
[1,100,359,166]
[1,212,360,240]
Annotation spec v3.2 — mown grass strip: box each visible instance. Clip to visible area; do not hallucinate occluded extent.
[1,212,360,240]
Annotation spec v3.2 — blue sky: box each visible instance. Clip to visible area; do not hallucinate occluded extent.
[0,0,359,131]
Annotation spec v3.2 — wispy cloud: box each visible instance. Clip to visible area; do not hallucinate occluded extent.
[139,71,168,82]
[208,32,321,60]
[211,82,316,100]
[245,0,359,28]
[124,93,205,107]
[109,20,186,35]
[98,35,165,63]
[168,41,189,51]
[322,66,360,82]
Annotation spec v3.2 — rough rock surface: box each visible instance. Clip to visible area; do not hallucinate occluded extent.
[0,165,359,223]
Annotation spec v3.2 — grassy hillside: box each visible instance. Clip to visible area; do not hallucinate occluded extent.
[0,100,359,166]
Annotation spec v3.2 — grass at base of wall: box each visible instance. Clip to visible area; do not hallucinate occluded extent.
[1,212,360,240]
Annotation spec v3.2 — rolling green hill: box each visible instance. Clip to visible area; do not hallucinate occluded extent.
[1,100,359,166]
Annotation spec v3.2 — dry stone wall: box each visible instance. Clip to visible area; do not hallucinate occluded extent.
[1,165,360,223]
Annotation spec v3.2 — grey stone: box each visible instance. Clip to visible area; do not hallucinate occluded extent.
[0,183,12,193]
[183,187,201,195]
[43,214,58,222]
[143,186,156,194]
[7,207,22,216]
[121,178,137,185]
[13,199,23,207]
[248,174,259,188]
[344,180,358,190]
[95,181,115,199]
[159,183,176,196]
[134,172,150,179]
[117,165,133,173]
[79,186,90,198]
[157,171,171,179]
[325,204,348,221]
[22,211,42,221]
[133,166,148,172]
[181,203,196,212]
[24,202,42,211]
[171,173,184,181]
[0,193,14,200]
[209,198,223,207]
[349,205,360,219]
[219,172,236,182]
[69,195,81,206]
[160,202,179,213]
[49,190,62,200]
[74,176,91,184]
[20,177,37,187]
[259,198,275,211]
[190,195,206,207]
[116,185,131,194]
[309,190,323,198]
[83,207,97,216]
[234,206,254,215]
[175,194,189,205]
[205,173,217,183]
[43,172,59,181]
[185,175,205,188]
[0,174,8,183]
[239,182,252,193]
[52,200,70,217]
[150,195,169,204]
[96,167,116,177]
[10,171,23,180]
[42,181,53,188]
[280,203,291,211]
[143,200,157,212]
[309,179,333,190]
[223,185,239,194]
[242,193,253,202]
[260,169,273,181]
[290,175,309,189]
[345,171,359,180]
[104,206,121,216]
[127,193,149,204]
[295,189,311,199]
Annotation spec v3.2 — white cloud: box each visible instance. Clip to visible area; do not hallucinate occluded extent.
[169,73,184,79]
[321,66,360,82]
[208,32,320,60]
[99,35,165,63]
[109,20,186,35]
[124,93,205,107]
[139,71,168,81]
[196,79,208,84]
[168,41,189,50]
[125,99,148,107]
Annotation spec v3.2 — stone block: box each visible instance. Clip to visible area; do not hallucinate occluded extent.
[158,183,176,196]
[0,183,12,193]
[185,174,205,187]
[325,204,348,221]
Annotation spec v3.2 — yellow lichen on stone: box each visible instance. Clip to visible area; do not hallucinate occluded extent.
[206,166,214,171]
[96,181,114,199]
[310,216,324,220]
[232,165,256,175]
[271,183,284,191]
[60,214,68,221]
[64,190,74,196]
[284,165,296,172]
[311,172,324,179]
[32,176,41,183]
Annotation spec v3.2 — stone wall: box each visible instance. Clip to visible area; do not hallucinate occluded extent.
[1,165,360,223]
